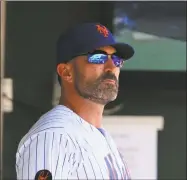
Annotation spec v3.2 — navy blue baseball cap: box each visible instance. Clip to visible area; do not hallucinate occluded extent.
[56,22,134,66]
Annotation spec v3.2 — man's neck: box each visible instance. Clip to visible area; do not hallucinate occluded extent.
[59,95,104,128]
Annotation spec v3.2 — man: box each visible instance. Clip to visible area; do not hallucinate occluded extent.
[16,23,134,180]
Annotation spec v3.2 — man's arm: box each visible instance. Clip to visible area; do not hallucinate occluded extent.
[16,131,79,180]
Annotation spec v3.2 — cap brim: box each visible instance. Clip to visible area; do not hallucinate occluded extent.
[111,43,135,60]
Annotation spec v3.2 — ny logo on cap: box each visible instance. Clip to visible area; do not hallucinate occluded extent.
[96,24,109,37]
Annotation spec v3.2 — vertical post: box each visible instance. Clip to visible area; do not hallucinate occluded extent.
[0,1,6,180]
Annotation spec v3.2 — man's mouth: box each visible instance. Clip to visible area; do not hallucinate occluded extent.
[103,79,116,84]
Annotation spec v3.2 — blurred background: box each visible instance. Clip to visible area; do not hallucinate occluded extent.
[0,1,186,180]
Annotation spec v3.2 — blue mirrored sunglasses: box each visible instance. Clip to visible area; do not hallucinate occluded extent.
[79,50,124,68]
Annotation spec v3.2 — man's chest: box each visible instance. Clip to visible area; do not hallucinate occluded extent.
[70,131,127,180]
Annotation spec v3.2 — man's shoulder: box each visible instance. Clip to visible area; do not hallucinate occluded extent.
[30,105,75,131]
[17,105,80,150]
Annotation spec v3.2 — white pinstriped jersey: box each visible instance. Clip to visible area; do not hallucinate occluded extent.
[16,105,130,180]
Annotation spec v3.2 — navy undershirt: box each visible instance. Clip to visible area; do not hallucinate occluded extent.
[97,128,106,137]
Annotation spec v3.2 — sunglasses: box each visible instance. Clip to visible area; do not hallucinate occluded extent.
[79,50,124,68]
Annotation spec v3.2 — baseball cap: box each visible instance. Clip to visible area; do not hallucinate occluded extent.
[56,22,135,66]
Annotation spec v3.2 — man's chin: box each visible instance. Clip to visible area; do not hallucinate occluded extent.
[87,94,118,105]
[105,95,118,104]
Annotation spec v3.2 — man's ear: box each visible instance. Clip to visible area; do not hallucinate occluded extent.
[57,63,73,82]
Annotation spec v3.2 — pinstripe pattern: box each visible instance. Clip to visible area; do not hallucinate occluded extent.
[44,132,46,169]
[54,134,62,178]
[84,139,105,180]
[16,105,131,180]
[51,132,54,172]
[61,153,67,179]
[22,143,25,179]
[36,134,38,173]
[104,130,131,180]
[88,157,96,179]
[107,140,124,179]
[28,137,32,179]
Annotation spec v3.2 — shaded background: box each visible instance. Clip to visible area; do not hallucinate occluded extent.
[1,1,186,180]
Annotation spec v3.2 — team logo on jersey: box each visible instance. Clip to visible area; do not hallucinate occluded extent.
[104,154,118,180]
[35,170,52,180]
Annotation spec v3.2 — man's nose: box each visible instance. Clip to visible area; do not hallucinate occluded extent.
[104,57,117,72]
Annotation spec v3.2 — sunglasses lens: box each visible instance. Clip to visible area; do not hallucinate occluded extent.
[88,54,107,64]
[112,55,124,67]
[87,53,124,67]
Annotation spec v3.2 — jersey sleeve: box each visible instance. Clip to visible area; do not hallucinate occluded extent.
[16,131,81,180]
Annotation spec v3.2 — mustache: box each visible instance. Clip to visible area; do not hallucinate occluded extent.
[100,72,118,83]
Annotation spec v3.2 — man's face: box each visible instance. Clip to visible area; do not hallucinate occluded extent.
[72,46,121,105]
